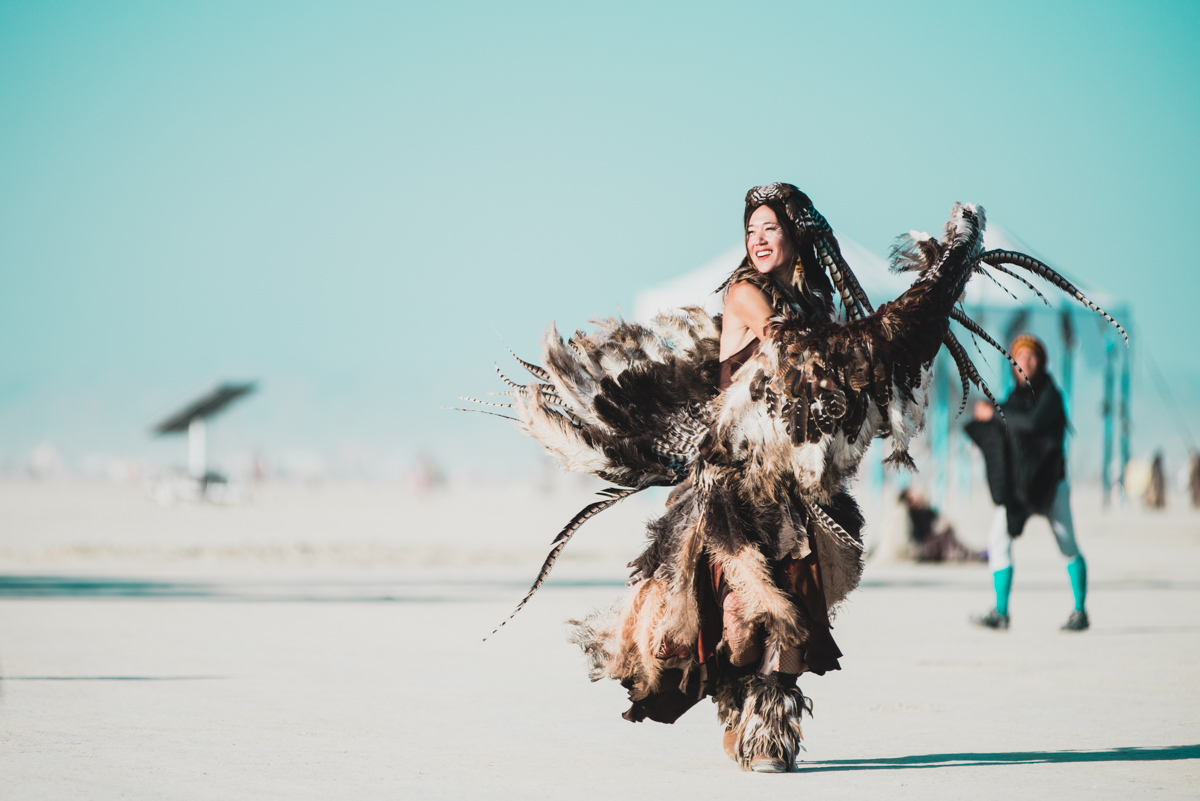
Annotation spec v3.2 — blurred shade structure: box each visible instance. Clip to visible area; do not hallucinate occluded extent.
[152,382,257,480]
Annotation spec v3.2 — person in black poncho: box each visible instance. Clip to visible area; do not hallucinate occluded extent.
[965,334,1089,631]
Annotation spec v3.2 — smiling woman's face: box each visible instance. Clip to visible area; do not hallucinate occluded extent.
[745,205,795,276]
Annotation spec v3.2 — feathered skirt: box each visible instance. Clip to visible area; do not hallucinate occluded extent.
[569,474,864,724]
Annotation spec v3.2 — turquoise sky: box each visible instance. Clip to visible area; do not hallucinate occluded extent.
[2,1,1198,477]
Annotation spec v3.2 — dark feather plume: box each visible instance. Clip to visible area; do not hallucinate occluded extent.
[980,250,1128,344]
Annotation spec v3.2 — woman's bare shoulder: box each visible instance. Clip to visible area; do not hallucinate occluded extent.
[725,280,771,312]
[725,279,767,301]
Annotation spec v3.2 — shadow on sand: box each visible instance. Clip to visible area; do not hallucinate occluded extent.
[0,575,625,602]
[0,575,446,603]
[0,675,229,681]
[796,744,1200,773]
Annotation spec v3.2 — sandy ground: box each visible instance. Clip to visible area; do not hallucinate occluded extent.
[0,478,1197,799]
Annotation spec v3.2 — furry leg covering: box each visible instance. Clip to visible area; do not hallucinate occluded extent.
[725,673,812,772]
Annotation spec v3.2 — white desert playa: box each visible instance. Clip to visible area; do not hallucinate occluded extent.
[0,478,1197,800]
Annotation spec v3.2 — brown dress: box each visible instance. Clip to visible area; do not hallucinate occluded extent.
[621,337,844,724]
[712,336,841,674]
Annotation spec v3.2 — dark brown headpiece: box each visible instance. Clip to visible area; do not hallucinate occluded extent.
[743,183,833,247]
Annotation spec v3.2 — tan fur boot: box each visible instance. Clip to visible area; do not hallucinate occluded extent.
[732,673,811,773]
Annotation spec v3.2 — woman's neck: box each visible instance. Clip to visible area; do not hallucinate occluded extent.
[767,265,794,287]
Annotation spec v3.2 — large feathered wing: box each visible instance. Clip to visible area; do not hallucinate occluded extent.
[708,202,1127,509]
[494,306,722,489]
[466,306,722,636]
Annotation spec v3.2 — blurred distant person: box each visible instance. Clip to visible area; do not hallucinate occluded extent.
[965,335,1089,631]
[408,453,445,494]
[898,488,986,563]
[1190,452,1200,509]
[1145,452,1166,509]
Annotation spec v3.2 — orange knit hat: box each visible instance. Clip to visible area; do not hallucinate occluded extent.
[1009,334,1047,364]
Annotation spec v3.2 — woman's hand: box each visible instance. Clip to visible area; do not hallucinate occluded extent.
[973,400,994,421]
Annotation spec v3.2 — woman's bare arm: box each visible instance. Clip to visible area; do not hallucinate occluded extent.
[720,281,776,359]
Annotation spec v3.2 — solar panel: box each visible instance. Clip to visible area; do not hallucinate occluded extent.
[152,383,257,435]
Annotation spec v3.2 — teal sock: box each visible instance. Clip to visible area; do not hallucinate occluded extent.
[993,566,1013,616]
[1067,557,1087,612]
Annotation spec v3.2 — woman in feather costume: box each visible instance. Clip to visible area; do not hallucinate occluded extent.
[469,183,1125,772]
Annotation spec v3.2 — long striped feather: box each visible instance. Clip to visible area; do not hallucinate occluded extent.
[443,406,520,422]
[942,332,973,416]
[458,395,513,409]
[974,267,1020,302]
[942,332,1005,422]
[494,366,522,389]
[508,347,552,381]
[949,308,1028,384]
[805,499,864,553]
[484,486,644,639]
[983,262,1051,307]
[981,250,1128,343]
